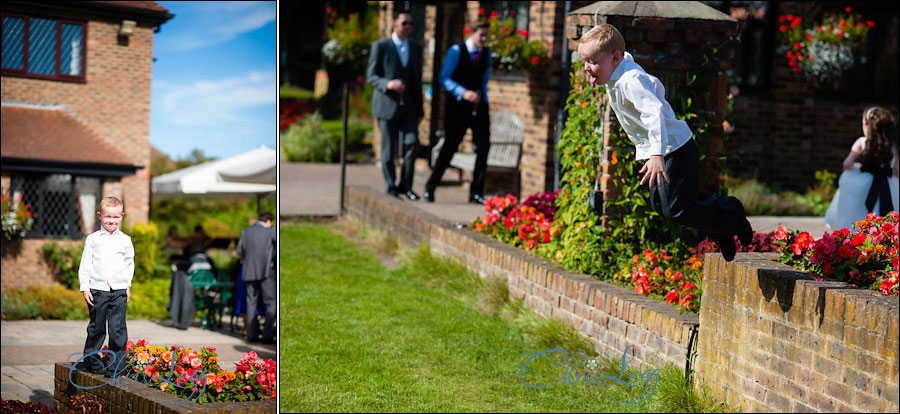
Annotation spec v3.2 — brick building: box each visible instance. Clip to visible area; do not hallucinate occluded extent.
[376,1,898,199]
[1,1,172,288]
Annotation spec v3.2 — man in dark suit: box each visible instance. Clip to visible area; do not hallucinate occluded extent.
[236,211,276,344]
[425,21,492,205]
[366,10,424,200]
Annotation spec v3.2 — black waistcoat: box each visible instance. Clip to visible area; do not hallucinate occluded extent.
[449,44,489,94]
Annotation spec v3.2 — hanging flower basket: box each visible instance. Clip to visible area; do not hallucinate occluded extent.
[1,194,34,240]
[779,7,874,84]
[474,9,550,73]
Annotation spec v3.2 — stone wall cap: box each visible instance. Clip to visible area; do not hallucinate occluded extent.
[570,1,736,22]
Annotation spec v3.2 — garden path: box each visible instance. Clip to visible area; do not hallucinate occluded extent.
[280,162,827,235]
[0,319,275,408]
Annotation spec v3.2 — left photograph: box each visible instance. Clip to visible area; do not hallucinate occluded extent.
[1,1,277,412]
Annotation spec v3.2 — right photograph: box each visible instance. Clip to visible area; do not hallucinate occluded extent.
[279,1,900,412]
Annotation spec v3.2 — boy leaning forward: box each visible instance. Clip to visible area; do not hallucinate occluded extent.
[577,24,752,260]
[78,196,135,376]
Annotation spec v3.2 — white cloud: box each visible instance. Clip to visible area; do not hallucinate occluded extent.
[163,2,275,51]
[156,69,276,126]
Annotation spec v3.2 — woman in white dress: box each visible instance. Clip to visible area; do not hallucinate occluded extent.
[825,106,899,232]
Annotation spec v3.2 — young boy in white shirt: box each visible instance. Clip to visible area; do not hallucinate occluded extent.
[78,196,134,376]
[576,24,752,261]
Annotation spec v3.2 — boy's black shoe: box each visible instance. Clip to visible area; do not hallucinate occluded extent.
[713,234,736,262]
[469,194,487,205]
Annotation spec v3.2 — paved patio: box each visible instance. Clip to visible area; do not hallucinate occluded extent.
[279,161,826,235]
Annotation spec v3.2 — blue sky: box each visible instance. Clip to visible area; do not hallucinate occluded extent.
[150,1,276,161]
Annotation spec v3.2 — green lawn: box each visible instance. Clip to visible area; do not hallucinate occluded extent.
[280,223,730,412]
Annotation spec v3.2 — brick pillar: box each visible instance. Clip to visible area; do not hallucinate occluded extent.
[566,10,739,223]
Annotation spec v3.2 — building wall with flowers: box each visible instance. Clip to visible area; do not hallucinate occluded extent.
[1,2,171,288]
[375,1,567,197]
[721,1,899,192]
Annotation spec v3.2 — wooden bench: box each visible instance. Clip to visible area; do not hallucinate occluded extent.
[430,109,524,194]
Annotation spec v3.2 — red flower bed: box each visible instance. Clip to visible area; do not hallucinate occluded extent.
[114,339,276,403]
[472,192,559,250]
[279,98,317,131]
[774,212,899,295]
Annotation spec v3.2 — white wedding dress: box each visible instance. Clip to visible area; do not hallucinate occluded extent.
[824,138,899,232]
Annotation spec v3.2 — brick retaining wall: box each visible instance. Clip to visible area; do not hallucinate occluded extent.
[344,185,698,370]
[55,363,275,414]
[695,253,900,413]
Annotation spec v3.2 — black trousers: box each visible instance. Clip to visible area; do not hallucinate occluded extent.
[428,100,490,196]
[649,139,741,237]
[82,288,128,375]
[378,103,419,193]
[246,276,276,341]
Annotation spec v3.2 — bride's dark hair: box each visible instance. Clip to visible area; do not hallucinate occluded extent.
[859,106,899,170]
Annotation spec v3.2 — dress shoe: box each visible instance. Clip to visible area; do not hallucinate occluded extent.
[404,190,420,201]
[712,234,737,262]
[386,188,400,198]
[469,194,487,205]
[423,189,435,203]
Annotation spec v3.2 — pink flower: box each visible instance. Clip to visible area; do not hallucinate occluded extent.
[190,357,203,369]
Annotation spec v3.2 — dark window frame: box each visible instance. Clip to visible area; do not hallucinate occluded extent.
[9,172,103,239]
[1,12,88,83]
[485,1,531,36]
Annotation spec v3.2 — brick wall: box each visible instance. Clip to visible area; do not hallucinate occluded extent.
[345,185,698,370]
[695,253,900,412]
[55,363,275,413]
[0,238,80,288]
[727,65,900,192]
[1,7,154,224]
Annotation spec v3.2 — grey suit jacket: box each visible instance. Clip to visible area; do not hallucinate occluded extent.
[366,36,424,120]
[236,223,276,282]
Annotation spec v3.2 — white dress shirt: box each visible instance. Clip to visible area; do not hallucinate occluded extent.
[78,227,135,292]
[391,32,409,67]
[606,52,693,160]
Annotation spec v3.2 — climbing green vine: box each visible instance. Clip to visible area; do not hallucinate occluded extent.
[545,49,728,282]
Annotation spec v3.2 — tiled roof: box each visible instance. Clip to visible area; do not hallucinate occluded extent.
[1,104,136,166]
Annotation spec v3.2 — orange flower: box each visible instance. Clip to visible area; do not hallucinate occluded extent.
[611,152,618,165]
[581,101,590,108]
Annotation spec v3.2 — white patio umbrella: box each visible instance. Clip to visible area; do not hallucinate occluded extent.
[151,146,276,208]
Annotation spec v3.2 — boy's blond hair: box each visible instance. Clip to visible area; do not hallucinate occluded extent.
[578,24,626,54]
[98,196,124,211]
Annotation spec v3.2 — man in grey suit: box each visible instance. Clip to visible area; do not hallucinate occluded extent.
[237,211,276,344]
[367,10,424,200]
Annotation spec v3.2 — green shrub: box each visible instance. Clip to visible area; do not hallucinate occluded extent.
[129,276,171,320]
[0,284,86,320]
[40,241,83,289]
[280,111,371,162]
[724,171,837,216]
[130,222,159,283]
[1,291,42,320]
